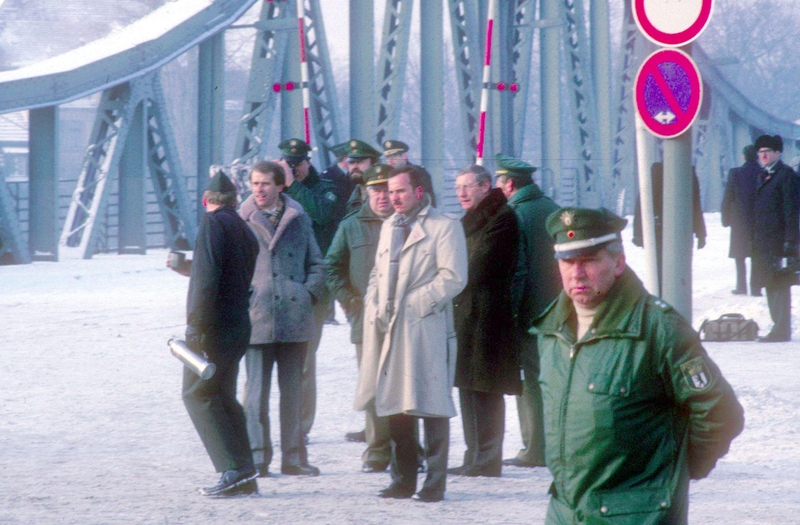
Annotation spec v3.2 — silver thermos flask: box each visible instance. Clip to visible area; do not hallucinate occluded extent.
[168,338,216,380]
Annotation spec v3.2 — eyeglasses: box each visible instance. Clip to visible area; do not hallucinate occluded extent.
[455,182,481,192]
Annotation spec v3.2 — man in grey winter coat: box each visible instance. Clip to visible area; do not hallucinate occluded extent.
[239,161,326,477]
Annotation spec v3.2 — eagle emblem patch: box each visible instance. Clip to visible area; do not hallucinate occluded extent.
[561,210,574,226]
[680,356,711,391]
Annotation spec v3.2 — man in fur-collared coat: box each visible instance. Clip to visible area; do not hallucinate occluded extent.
[449,164,521,479]
[357,165,468,502]
[239,161,325,477]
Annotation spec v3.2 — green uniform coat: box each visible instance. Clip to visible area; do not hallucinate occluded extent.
[532,267,744,525]
[324,201,384,344]
[283,167,340,256]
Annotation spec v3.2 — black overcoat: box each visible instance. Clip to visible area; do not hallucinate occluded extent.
[752,160,800,288]
[721,161,759,258]
[453,188,522,395]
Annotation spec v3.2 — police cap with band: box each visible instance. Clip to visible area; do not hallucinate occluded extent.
[207,170,237,193]
[364,163,393,186]
[383,140,409,157]
[546,207,628,259]
[330,142,349,160]
[279,138,312,162]
[494,153,537,178]
[346,139,381,160]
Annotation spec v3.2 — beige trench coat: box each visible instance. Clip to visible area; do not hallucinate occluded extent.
[355,204,468,418]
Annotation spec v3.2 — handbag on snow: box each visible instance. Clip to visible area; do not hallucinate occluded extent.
[699,313,759,342]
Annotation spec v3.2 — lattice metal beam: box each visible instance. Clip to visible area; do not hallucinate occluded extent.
[231,1,292,165]
[375,0,414,147]
[510,0,536,157]
[447,0,481,163]
[304,0,343,167]
[561,0,602,207]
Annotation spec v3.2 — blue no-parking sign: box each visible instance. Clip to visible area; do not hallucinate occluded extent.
[634,48,702,139]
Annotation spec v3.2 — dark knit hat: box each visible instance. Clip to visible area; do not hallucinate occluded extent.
[754,135,783,152]
[207,170,236,193]
[546,207,628,259]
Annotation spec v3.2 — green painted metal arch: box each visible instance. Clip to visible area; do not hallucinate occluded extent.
[0,0,258,114]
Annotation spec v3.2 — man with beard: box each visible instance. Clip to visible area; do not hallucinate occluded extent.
[342,139,381,214]
[448,164,521,478]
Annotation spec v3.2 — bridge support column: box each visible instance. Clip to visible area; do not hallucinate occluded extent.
[420,0,444,197]
[349,0,374,141]
[540,0,562,201]
[197,32,225,221]
[28,106,60,262]
[118,101,147,254]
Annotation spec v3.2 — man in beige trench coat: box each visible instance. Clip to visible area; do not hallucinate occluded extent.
[355,165,468,503]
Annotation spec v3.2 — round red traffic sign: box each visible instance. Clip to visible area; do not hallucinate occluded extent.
[634,48,703,139]
[633,0,713,47]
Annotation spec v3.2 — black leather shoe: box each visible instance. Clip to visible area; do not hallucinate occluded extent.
[281,464,321,476]
[362,461,388,473]
[345,430,366,442]
[758,332,790,343]
[412,489,444,502]
[502,457,545,468]
[377,482,415,499]
[199,467,258,496]
[731,288,746,295]
[751,291,763,297]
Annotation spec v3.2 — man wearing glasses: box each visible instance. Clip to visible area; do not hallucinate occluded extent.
[752,134,800,342]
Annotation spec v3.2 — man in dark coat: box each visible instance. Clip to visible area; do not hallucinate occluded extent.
[450,164,521,478]
[320,141,353,229]
[722,145,760,295]
[324,164,395,472]
[493,154,560,469]
[178,171,260,496]
[632,162,706,294]
[752,135,800,342]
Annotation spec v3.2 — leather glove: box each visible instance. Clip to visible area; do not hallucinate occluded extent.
[185,325,205,352]
[697,236,706,249]
[783,241,799,258]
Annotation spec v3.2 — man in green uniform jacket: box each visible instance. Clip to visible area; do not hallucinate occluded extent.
[532,207,744,525]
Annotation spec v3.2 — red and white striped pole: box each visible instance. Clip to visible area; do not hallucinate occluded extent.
[475,0,497,166]
[296,0,311,145]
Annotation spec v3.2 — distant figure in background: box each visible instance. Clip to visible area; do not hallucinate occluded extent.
[177,171,260,497]
[382,139,437,206]
[752,135,800,343]
[632,162,706,293]
[721,145,760,296]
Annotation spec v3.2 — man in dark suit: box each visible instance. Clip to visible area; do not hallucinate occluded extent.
[722,145,760,295]
[177,171,260,497]
[752,135,800,342]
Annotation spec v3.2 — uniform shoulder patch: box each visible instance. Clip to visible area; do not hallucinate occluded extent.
[649,297,672,312]
[680,356,712,391]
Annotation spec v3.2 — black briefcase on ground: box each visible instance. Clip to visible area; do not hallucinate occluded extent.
[699,313,759,342]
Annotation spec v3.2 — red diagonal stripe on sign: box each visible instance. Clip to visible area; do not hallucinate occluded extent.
[642,59,686,121]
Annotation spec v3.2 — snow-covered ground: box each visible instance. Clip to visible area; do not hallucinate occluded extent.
[1,213,798,524]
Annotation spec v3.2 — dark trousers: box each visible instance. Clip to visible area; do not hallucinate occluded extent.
[459,388,505,476]
[182,327,253,473]
[355,343,391,466]
[389,414,449,495]
[735,257,758,293]
[766,284,792,339]
[244,342,307,469]
[513,333,546,465]
[301,298,328,438]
